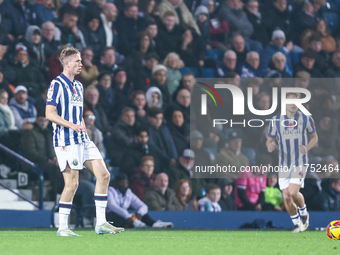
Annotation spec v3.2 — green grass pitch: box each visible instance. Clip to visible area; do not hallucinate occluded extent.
[1,229,339,255]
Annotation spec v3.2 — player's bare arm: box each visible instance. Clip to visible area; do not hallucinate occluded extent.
[299,132,318,155]
[46,104,85,133]
[266,137,276,153]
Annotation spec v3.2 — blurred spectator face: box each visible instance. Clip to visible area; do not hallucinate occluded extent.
[0,45,8,59]
[169,0,180,6]
[207,188,221,203]
[124,0,138,4]
[104,3,118,22]
[247,0,259,14]
[42,0,52,7]
[163,15,176,31]
[136,131,149,146]
[154,70,167,85]
[99,74,112,89]
[69,0,80,8]
[228,139,242,152]
[42,23,56,41]
[63,14,78,29]
[332,52,340,68]
[223,185,233,196]
[301,56,315,70]
[180,181,190,197]
[16,50,29,65]
[273,54,286,71]
[197,13,207,23]
[191,137,203,149]
[114,71,127,86]
[133,93,146,109]
[154,173,169,192]
[319,116,332,131]
[145,57,158,70]
[121,110,135,126]
[235,0,243,9]
[151,92,160,106]
[228,74,241,87]
[286,93,298,113]
[207,0,215,13]
[331,180,340,192]
[322,99,333,111]
[232,35,245,52]
[147,0,156,13]
[101,49,116,66]
[82,49,94,67]
[84,110,96,126]
[248,82,260,95]
[32,32,41,44]
[273,0,287,12]
[295,78,309,88]
[247,52,260,70]
[95,0,106,8]
[147,24,158,38]
[172,110,184,127]
[14,91,28,105]
[257,94,270,110]
[303,2,314,15]
[177,89,190,107]
[273,38,284,48]
[0,91,9,105]
[141,159,154,177]
[148,113,163,128]
[36,116,49,129]
[182,29,193,44]
[88,18,100,32]
[118,179,129,192]
[267,174,278,187]
[140,35,150,50]
[316,20,327,34]
[310,40,322,52]
[179,156,194,170]
[182,74,195,90]
[167,54,179,70]
[85,88,99,106]
[124,6,139,19]
[15,0,25,6]
[223,51,237,70]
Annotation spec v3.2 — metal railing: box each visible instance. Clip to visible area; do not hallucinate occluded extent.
[0,143,44,210]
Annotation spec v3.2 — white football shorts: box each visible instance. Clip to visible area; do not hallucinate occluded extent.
[54,141,102,171]
[278,165,307,190]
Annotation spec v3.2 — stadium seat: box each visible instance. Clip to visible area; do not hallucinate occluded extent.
[180,67,199,77]
[207,49,225,64]
[202,68,215,78]
[241,147,256,165]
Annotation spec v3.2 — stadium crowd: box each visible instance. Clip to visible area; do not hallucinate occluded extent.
[1,0,340,226]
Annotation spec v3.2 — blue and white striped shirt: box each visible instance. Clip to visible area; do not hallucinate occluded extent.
[46,73,90,147]
[268,111,316,167]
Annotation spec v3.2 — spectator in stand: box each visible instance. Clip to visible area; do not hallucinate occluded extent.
[34,0,57,26]
[194,5,212,50]
[167,109,190,155]
[146,86,163,109]
[174,179,198,211]
[315,19,336,53]
[307,33,330,73]
[131,91,148,125]
[80,12,106,59]
[144,172,182,211]
[146,20,158,49]
[313,178,340,211]
[0,45,16,95]
[23,26,46,70]
[99,3,119,55]
[20,110,61,200]
[190,130,212,167]
[260,29,292,71]
[198,183,222,212]
[55,10,86,51]
[168,149,207,198]
[263,172,283,211]
[150,64,171,108]
[240,51,266,78]
[154,11,181,60]
[0,0,13,38]
[96,72,114,118]
[268,52,291,78]
[140,0,158,20]
[294,49,322,78]
[78,48,99,89]
[157,0,201,35]
[245,0,269,47]
[147,107,178,169]
[59,0,85,25]
[83,108,106,158]
[87,0,106,16]
[107,173,174,228]
[234,155,268,210]
[218,0,253,42]
[120,126,162,177]
[218,178,236,211]
[166,88,190,126]
[214,131,249,180]
[97,47,119,75]
[178,28,207,70]
[163,52,182,96]
[84,85,111,135]
[47,45,67,82]
[130,156,156,200]
[110,107,136,166]
[324,51,340,79]
[232,34,248,68]
[134,52,159,91]
[116,3,147,56]
[41,21,62,62]
[217,50,238,77]
[9,44,46,98]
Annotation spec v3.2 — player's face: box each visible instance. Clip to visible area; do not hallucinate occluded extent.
[207,188,221,203]
[286,95,298,114]
[66,53,82,75]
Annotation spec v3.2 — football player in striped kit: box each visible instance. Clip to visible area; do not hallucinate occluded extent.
[266,92,318,233]
[46,47,124,236]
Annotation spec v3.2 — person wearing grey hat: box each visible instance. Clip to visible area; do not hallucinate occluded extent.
[194,5,212,50]
[218,178,236,210]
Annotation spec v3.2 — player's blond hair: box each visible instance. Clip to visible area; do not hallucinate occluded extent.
[59,47,80,66]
